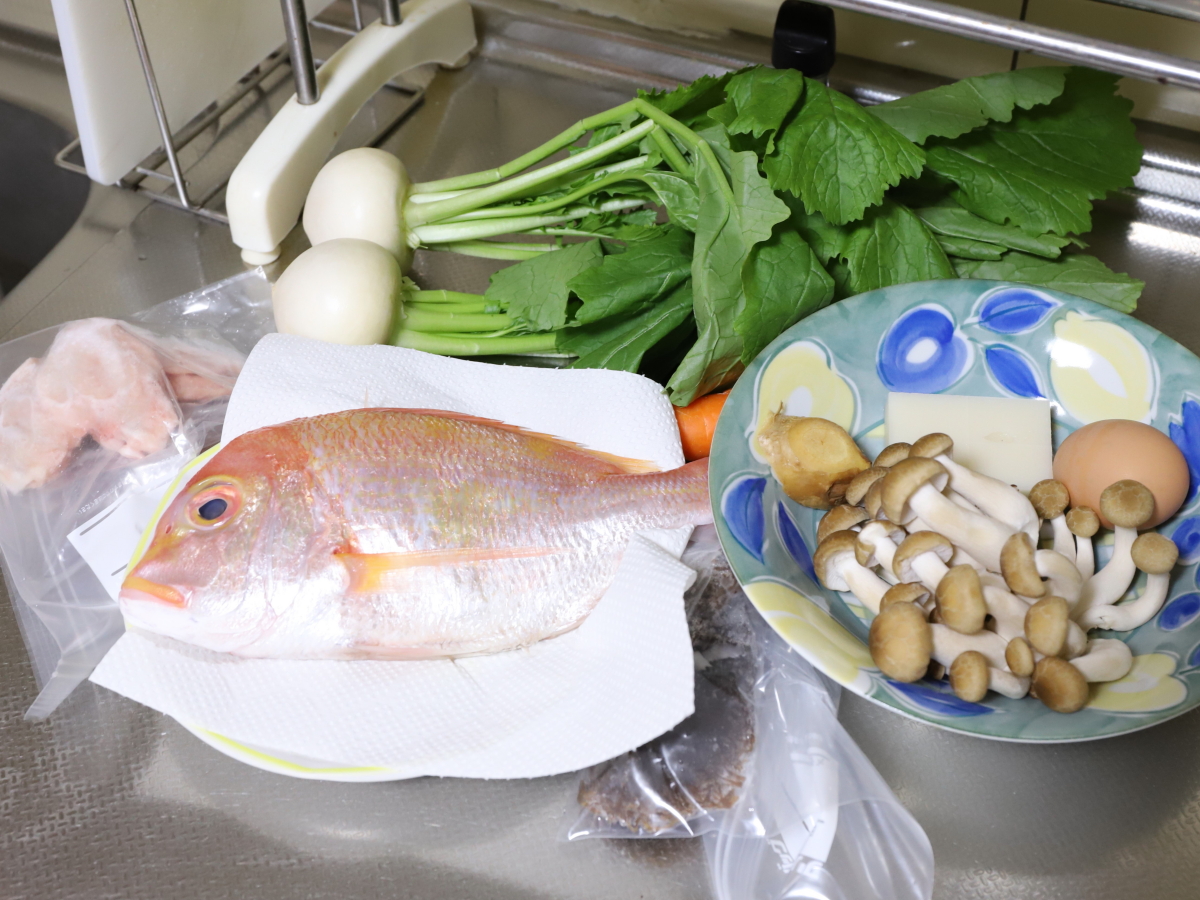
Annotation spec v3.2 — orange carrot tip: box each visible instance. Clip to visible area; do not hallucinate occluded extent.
[675,390,730,461]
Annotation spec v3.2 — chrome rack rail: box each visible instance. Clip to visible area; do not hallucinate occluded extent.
[818,0,1200,90]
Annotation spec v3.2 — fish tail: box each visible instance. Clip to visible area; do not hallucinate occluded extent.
[625,457,713,527]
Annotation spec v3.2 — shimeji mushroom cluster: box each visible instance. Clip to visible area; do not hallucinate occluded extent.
[811,433,1178,714]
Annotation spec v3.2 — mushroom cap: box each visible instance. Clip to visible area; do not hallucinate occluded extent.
[935,564,988,634]
[845,466,889,506]
[874,442,912,468]
[1131,532,1179,575]
[910,433,954,459]
[1032,656,1090,713]
[812,530,860,591]
[880,581,932,610]
[868,601,933,682]
[892,530,955,581]
[1006,636,1035,677]
[949,650,989,702]
[1065,505,1100,538]
[817,504,870,544]
[864,479,886,520]
[854,520,905,567]
[1029,479,1070,519]
[1000,532,1046,598]
[1025,595,1069,657]
[1099,479,1156,530]
[881,457,950,524]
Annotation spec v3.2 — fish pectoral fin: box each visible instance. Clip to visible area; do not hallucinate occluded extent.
[337,547,564,593]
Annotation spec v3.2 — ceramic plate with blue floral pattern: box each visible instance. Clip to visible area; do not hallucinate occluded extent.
[710,279,1200,742]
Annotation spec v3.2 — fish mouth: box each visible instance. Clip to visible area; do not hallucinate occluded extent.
[120,576,188,609]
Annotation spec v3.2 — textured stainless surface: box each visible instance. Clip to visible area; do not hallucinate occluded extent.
[818,0,1200,89]
[5,2,1200,898]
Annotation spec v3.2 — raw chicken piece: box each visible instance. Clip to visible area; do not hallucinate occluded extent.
[0,317,245,492]
[35,319,180,459]
[148,333,244,403]
[0,358,86,492]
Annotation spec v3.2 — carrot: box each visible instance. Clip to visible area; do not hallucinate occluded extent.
[675,390,730,461]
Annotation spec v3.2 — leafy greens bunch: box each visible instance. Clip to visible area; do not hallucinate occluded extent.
[391,65,1144,406]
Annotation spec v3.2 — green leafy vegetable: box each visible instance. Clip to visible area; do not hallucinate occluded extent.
[642,171,700,230]
[952,251,1143,312]
[764,78,925,225]
[836,200,956,294]
[936,235,1006,260]
[667,148,790,404]
[868,68,1066,144]
[925,68,1142,235]
[915,205,1072,258]
[484,239,604,331]
[568,226,693,324]
[710,67,806,152]
[738,226,834,362]
[640,72,736,125]
[558,282,694,371]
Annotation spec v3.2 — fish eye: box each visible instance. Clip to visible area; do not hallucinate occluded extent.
[186,481,241,530]
[197,498,227,520]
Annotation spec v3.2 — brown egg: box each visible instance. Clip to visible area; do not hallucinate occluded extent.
[1053,419,1190,529]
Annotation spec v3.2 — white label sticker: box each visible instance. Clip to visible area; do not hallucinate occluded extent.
[68,473,178,600]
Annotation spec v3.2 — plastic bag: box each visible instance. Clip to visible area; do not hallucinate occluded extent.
[566,526,934,900]
[0,269,273,719]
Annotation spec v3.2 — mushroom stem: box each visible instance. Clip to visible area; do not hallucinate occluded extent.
[911,515,988,573]
[907,484,1014,572]
[1075,534,1095,581]
[930,624,1008,670]
[977,575,1032,642]
[1035,550,1084,607]
[1076,576,1169,631]
[855,521,905,585]
[1074,527,1137,617]
[1049,515,1076,565]
[841,563,890,615]
[1064,621,1088,659]
[988,668,1032,699]
[1076,532,1177,633]
[931,452,1040,539]
[1070,638,1134,683]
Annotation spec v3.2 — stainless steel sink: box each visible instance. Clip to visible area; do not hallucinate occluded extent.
[0,97,88,296]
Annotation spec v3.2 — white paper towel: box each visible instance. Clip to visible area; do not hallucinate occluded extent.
[90,335,699,777]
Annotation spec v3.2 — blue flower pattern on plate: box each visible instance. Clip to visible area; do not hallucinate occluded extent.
[1189,643,1200,670]
[985,344,1044,398]
[722,477,767,562]
[1160,593,1200,632]
[888,680,993,717]
[877,305,972,393]
[776,502,816,583]
[1170,399,1200,503]
[1173,516,1200,565]
[976,287,1059,334]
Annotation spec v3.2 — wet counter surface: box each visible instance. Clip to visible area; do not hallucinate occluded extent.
[4,2,1200,897]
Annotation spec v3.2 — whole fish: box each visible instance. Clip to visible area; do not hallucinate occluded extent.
[120,408,712,659]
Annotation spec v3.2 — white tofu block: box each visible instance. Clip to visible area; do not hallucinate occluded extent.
[885,392,1053,492]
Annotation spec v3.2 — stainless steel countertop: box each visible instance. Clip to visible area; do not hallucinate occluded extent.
[5,3,1200,898]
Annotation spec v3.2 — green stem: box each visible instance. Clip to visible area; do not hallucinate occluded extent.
[391,329,560,356]
[406,300,494,314]
[650,127,691,177]
[411,199,645,245]
[424,241,560,261]
[407,118,655,226]
[399,308,512,332]
[440,170,650,223]
[406,290,487,304]
[410,100,643,194]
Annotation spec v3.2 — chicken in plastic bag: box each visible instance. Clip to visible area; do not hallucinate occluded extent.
[0,269,273,719]
[566,526,934,900]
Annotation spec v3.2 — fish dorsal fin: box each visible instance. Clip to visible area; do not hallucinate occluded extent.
[393,408,661,475]
[338,547,564,593]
